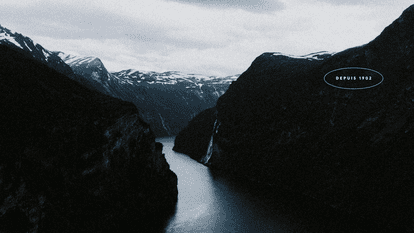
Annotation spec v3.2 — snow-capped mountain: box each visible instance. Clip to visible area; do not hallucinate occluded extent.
[57,51,239,136]
[0,24,238,137]
[112,69,236,96]
[109,69,238,137]
[56,53,111,83]
[0,25,75,78]
[55,52,113,94]
[113,69,236,85]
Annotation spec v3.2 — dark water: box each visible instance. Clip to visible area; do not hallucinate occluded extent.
[156,136,381,233]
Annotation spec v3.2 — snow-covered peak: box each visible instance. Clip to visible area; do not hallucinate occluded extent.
[56,52,101,66]
[273,51,335,60]
[0,26,23,49]
[120,69,158,76]
[0,24,17,34]
[52,51,239,87]
[0,25,77,78]
[0,25,57,62]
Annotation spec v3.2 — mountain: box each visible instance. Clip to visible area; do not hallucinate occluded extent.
[0,24,238,137]
[0,25,76,79]
[56,51,238,136]
[0,44,177,232]
[54,52,114,95]
[174,5,414,232]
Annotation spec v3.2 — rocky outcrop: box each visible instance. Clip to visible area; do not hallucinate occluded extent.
[0,44,177,233]
[175,5,414,231]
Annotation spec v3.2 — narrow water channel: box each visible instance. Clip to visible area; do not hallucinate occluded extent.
[156,136,380,233]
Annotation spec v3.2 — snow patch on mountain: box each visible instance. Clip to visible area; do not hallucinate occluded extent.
[0,25,77,80]
[57,53,99,66]
[112,69,239,86]
[273,51,335,60]
[42,50,50,61]
[0,31,23,49]
[23,41,32,51]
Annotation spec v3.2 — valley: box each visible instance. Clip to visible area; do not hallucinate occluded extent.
[1,3,414,232]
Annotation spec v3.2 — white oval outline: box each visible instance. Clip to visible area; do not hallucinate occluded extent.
[323,67,384,90]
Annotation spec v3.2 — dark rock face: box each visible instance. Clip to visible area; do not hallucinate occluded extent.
[0,44,177,233]
[175,5,414,231]
[173,107,217,161]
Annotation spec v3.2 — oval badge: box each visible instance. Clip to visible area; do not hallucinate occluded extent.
[324,67,384,90]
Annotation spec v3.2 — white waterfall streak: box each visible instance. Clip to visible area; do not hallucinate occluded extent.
[201,119,219,164]
[158,113,170,134]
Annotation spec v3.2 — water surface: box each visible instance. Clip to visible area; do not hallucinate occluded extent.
[157,136,381,233]
[157,136,291,233]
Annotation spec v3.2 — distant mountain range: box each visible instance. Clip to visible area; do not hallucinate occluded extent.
[57,51,238,136]
[0,25,239,137]
[174,4,414,232]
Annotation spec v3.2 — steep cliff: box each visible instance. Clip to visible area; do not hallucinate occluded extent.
[175,5,414,231]
[0,44,177,233]
[173,107,217,161]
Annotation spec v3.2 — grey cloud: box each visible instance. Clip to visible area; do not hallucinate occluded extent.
[315,0,379,5]
[0,2,224,50]
[167,0,285,13]
[0,3,142,40]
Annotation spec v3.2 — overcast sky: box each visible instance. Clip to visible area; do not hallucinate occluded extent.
[1,0,412,76]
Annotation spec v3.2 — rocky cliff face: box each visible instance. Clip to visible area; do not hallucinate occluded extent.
[56,52,238,137]
[175,5,414,231]
[0,44,177,233]
[173,107,217,161]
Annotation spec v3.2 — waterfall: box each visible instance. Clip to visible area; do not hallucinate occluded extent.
[201,119,220,164]
[158,113,170,135]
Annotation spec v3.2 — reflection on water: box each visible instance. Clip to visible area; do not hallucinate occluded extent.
[157,136,383,233]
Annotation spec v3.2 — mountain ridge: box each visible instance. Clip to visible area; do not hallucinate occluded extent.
[0,25,77,79]
[0,24,239,137]
[56,51,238,136]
